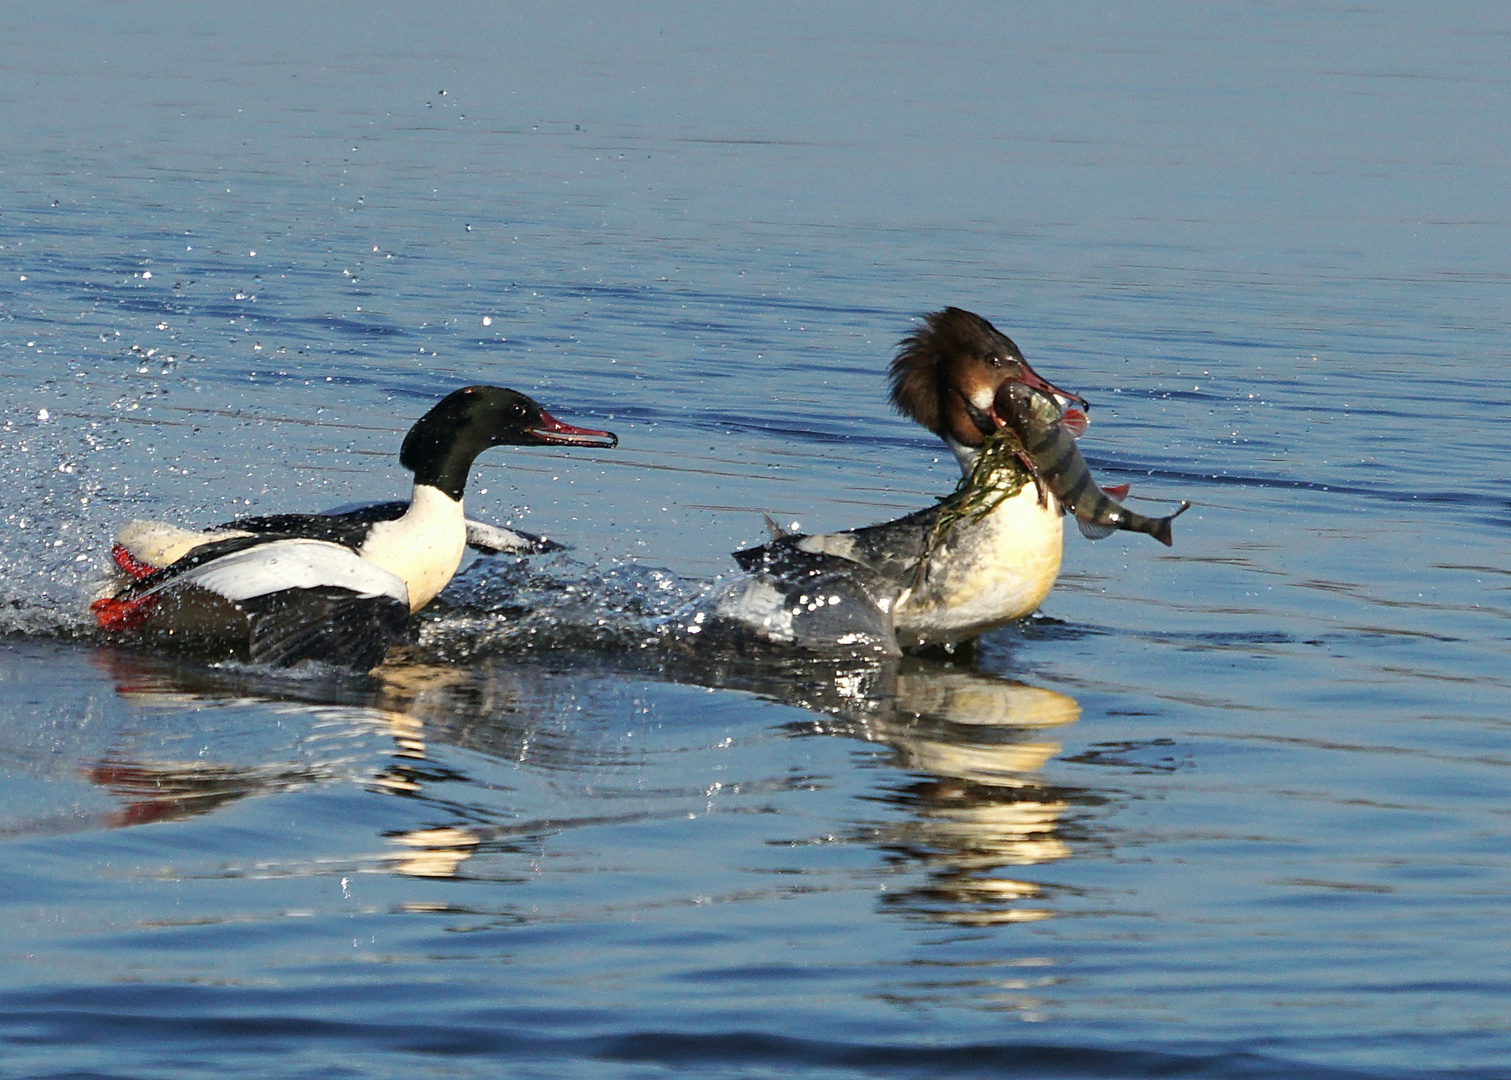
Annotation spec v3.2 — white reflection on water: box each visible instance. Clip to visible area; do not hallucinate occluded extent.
[78,642,1086,929]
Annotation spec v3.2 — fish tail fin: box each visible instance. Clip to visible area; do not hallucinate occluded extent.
[1151,501,1192,547]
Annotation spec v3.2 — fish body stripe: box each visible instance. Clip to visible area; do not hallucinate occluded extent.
[999,384,1185,545]
[1027,427,1102,514]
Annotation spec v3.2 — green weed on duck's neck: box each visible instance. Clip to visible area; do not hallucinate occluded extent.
[908,426,1034,585]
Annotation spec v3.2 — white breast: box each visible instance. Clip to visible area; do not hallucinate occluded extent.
[356,484,468,612]
[893,484,1064,646]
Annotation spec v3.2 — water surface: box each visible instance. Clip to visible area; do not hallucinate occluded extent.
[1,3,1509,1078]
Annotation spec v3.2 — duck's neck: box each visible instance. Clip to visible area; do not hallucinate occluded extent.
[944,435,979,478]
[358,483,468,612]
[397,482,464,527]
[936,438,1035,534]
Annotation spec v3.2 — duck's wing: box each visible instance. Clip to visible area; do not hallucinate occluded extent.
[317,501,565,555]
[239,585,411,670]
[733,503,942,589]
[803,505,942,585]
[217,511,374,549]
[462,520,565,555]
[717,544,903,657]
[93,537,412,671]
[179,537,406,604]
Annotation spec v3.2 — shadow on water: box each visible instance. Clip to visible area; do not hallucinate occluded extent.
[78,624,1093,929]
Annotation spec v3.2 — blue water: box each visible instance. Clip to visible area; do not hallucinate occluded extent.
[2,3,1510,1077]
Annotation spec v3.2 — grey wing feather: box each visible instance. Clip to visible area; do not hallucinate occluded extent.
[464,520,565,555]
[240,586,411,671]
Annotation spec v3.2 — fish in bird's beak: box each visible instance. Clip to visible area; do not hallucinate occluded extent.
[978,360,1089,439]
[961,363,1091,441]
[1015,357,1089,412]
[527,409,619,449]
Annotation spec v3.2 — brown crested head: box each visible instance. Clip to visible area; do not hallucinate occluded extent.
[887,308,1086,447]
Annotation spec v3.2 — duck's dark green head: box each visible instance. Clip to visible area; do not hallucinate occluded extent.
[400,386,617,500]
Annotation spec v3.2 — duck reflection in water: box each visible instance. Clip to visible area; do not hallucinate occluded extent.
[757,657,1083,927]
[84,643,1086,923]
[86,650,492,878]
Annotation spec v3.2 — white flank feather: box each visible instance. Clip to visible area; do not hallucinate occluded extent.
[115,519,253,568]
[164,539,410,606]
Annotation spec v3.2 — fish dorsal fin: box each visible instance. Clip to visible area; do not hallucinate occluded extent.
[762,514,796,540]
[1077,518,1117,541]
[1102,483,1130,502]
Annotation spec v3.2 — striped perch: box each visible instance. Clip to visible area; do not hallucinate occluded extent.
[995,382,1190,547]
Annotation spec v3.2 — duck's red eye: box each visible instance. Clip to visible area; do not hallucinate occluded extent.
[513,404,528,418]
